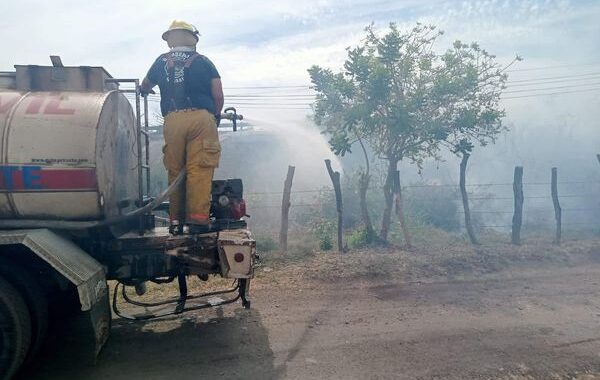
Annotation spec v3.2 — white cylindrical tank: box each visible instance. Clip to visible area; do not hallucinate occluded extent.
[0,90,139,220]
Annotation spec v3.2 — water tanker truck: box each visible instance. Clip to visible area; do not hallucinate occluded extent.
[0,58,254,379]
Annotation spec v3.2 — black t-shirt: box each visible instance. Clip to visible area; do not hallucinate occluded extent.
[146,51,220,116]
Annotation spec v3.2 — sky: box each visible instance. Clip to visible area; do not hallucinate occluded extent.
[2,0,600,184]
[2,1,599,101]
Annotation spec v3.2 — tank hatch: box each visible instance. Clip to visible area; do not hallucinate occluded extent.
[13,56,118,92]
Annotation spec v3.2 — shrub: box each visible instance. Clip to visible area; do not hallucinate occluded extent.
[349,228,369,248]
[287,240,316,257]
[256,236,277,252]
[321,237,333,251]
[311,220,334,251]
[405,185,460,231]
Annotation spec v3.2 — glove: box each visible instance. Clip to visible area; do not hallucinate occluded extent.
[214,113,221,127]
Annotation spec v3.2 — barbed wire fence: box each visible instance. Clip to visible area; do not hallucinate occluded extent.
[244,161,600,246]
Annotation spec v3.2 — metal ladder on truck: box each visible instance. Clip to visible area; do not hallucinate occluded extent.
[105,78,151,234]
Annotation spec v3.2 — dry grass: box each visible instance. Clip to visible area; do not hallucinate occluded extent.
[112,227,600,303]
[252,230,600,289]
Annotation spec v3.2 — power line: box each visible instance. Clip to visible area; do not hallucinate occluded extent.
[226,101,312,105]
[224,85,309,90]
[227,106,312,110]
[462,222,599,228]
[138,74,600,96]
[189,70,600,93]
[226,94,316,98]
[506,76,600,88]
[506,62,600,72]
[503,81,600,94]
[397,181,600,188]
[229,83,600,102]
[468,194,598,200]
[502,86,600,99]
[458,208,600,214]
[507,72,600,84]
[225,72,600,94]
[248,204,600,213]
[129,77,600,107]
[245,183,600,196]
[131,64,600,96]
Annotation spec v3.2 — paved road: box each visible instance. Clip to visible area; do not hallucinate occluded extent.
[21,264,600,379]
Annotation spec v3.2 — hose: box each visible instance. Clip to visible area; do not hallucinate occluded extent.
[0,169,186,230]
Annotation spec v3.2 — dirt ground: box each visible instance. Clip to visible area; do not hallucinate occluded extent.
[18,238,600,380]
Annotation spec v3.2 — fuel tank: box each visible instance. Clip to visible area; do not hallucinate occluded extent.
[0,88,138,220]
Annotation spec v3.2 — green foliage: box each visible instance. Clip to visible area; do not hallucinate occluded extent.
[435,40,518,155]
[309,22,513,165]
[349,228,370,248]
[291,176,462,239]
[405,186,461,231]
[309,23,447,166]
[287,240,316,257]
[309,22,513,242]
[311,220,335,251]
[255,235,277,252]
[320,237,333,251]
[291,187,341,227]
[291,172,385,231]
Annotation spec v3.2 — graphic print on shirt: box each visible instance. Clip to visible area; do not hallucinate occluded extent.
[161,52,190,83]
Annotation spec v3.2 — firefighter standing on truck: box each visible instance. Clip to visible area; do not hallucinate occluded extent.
[141,20,224,235]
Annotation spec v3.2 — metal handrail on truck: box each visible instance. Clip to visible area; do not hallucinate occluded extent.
[105,78,151,235]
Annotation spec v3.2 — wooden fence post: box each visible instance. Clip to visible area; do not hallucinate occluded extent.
[511,166,524,245]
[459,152,479,245]
[551,167,562,244]
[279,166,295,251]
[393,170,412,248]
[325,159,344,253]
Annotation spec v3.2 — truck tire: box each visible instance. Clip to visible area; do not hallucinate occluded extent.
[0,276,32,380]
[0,261,48,365]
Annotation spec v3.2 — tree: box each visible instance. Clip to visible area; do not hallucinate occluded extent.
[434,41,521,244]
[309,66,379,244]
[310,23,513,246]
[310,23,447,245]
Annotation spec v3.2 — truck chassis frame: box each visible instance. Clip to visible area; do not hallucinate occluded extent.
[112,278,250,321]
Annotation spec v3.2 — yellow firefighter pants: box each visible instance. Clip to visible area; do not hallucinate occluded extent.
[163,109,221,224]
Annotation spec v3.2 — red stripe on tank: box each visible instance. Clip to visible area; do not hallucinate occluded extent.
[0,166,97,192]
[39,169,97,190]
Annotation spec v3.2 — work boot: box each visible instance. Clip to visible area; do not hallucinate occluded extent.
[169,220,183,235]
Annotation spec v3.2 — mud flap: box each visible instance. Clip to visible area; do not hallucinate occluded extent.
[0,229,107,311]
[55,289,110,366]
[88,289,110,358]
[0,229,110,358]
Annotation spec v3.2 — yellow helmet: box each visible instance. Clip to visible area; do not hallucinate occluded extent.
[162,20,200,42]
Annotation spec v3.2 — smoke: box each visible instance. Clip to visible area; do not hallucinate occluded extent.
[334,87,600,232]
[216,117,341,193]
